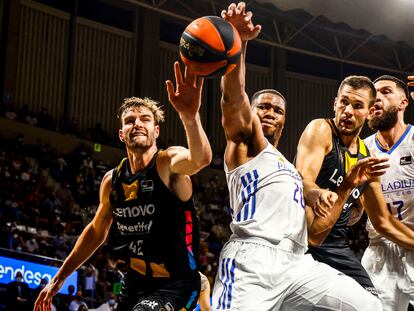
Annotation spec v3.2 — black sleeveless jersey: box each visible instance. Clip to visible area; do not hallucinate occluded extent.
[108,151,200,279]
[314,119,370,247]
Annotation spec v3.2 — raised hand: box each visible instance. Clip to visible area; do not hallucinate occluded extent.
[408,76,414,100]
[221,2,261,41]
[166,62,204,121]
[343,156,389,189]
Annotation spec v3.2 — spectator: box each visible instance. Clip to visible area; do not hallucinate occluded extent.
[69,290,88,311]
[25,236,39,253]
[89,292,117,311]
[4,103,18,120]
[31,278,48,305]
[6,271,30,310]
[37,107,55,130]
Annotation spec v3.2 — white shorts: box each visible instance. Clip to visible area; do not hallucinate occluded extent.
[212,239,382,311]
[362,239,414,311]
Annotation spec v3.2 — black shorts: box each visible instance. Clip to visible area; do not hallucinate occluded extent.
[307,245,378,297]
[117,271,201,311]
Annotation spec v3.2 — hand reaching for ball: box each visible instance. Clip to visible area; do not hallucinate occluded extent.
[221,2,261,41]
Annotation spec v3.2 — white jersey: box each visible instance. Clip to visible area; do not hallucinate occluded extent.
[224,142,308,248]
[364,124,414,240]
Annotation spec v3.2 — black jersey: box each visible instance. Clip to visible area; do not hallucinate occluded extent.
[108,151,200,280]
[307,119,378,295]
[314,119,370,247]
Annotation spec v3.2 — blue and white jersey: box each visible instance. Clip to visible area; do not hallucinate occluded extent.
[364,124,414,240]
[225,142,308,248]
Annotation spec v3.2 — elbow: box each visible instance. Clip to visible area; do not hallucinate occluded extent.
[373,221,400,242]
[308,235,324,247]
[307,230,327,247]
[371,216,391,236]
[197,153,213,170]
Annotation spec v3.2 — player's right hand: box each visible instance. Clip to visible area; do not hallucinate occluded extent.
[313,189,338,217]
[221,2,261,41]
[34,278,64,311]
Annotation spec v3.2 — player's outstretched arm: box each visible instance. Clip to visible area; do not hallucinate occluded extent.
[165,62,212,176]
[362,180,414,250]
[220,2,262,144]
[34,171,114,311]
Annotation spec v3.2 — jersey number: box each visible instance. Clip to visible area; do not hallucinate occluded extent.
[293,182,305,208]
[386,200,404,220]
[129,240,143,256]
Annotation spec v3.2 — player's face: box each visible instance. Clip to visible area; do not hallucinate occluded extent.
[368,80,401,131]
[253,93,286,143]
[119,106,159,150]
[334,85,371,137]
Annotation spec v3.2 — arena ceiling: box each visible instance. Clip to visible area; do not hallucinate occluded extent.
[121,0,414,74]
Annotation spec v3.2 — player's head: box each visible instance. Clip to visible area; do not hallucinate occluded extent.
[334,76,376,137]
[251,89,286,147]
[117,97,165,150]
[368,75,409,131]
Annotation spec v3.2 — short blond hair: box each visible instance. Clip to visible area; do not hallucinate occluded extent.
[118,97,165,125]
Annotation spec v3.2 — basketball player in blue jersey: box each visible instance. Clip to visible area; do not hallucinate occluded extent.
[34,62,212,311]
[295,75,414,297]
[361,75,414,311]
[211,2,384,310]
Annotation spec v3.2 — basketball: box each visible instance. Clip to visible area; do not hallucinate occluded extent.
[179,16,242,78]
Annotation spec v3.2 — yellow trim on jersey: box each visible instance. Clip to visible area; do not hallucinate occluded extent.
[130,258,171,277]
[345,138,368,172]
[116,157,128,178]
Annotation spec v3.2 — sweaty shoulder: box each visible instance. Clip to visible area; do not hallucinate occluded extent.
[99,170,114,204]
[303,119,332,147]
[101,170,113,189]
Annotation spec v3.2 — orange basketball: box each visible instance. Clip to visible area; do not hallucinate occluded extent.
[179,16,242,78]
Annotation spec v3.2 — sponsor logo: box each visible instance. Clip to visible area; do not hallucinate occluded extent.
[400,156,412,166]
[141,300,159,309]
[114,204,155,218]
[116,221,153,234]
[0,256,77,294]
[141,179,154,192]
[122,180,139,201]
[381,179,414,192]
[276,161,302,181]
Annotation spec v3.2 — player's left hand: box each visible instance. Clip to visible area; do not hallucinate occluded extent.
[343,156,389,189]
[166,61,204,120]
[407,76,414,100]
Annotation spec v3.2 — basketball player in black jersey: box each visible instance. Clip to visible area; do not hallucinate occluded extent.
[295,75,414,296]
[34,62,212,311]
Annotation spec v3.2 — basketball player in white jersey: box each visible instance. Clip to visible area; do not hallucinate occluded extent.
[362,75,414,311]
[211,2,384,310]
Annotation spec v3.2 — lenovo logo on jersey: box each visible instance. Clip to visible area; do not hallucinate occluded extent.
[400,156,412,166]
[114,204,155,218]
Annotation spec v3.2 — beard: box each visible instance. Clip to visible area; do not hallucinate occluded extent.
[124,134,155,150]
[368,106,398,131]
